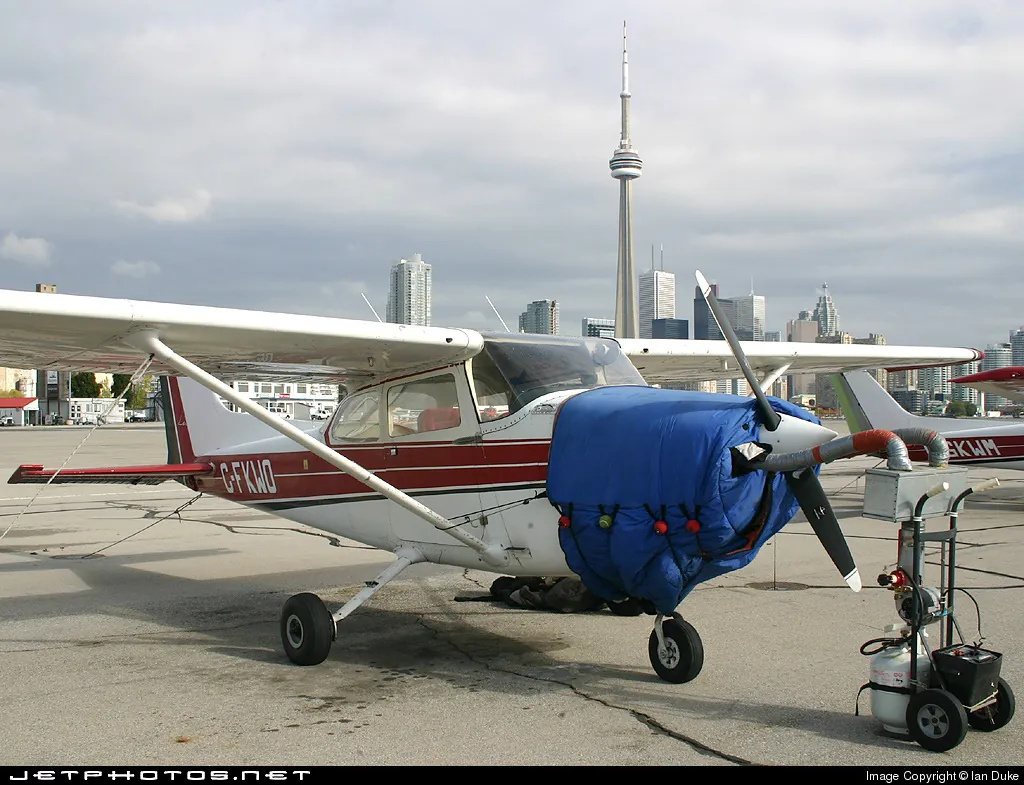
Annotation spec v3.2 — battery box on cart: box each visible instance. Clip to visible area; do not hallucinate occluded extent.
[862,467,969,523]
[931,645,1002,708]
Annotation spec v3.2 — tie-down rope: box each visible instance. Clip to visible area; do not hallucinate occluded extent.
[0,354,155,542]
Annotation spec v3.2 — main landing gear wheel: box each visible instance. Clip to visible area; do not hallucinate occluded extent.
[280,592,335,666]
[907,688,968,752]
[648,616,704,683]
[968,678,1016,732]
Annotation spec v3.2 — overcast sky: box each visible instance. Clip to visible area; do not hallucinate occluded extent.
[1,1,1022,349]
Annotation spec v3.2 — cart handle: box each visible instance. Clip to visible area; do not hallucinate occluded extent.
[914,482,949,518]
[951,478,1000,512]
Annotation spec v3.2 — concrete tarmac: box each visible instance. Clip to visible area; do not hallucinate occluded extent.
[1,423,1023,766]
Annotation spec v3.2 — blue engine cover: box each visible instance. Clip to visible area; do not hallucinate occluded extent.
[545,385,820,614]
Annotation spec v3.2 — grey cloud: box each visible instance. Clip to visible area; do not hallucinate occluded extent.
[0,231,52,265]
[114,190,212,223]
[0,1,1022,351]
[110,259,161,278]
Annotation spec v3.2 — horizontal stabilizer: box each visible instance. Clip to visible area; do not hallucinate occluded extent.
[8,463,213,486]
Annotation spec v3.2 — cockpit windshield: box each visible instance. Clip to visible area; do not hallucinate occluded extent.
[471,333,646,416]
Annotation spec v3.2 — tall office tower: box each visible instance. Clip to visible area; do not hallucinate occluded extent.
[1011,327,1024,366]
[786,313,819,398]
[812,283,841,337]
[918,365,953,401]
[950,361,981,407]
[732,294,766,341]
[610,24,642,339]
[981,342,1014,410]
[854,333,888,388]
[651,318,688,339]
[518,300,559,335]
[385,253,432,326]
[888,369,919,391]
[692,286,733,339]
[638,268,675,339]
[582,317,616,338]
[693,283,721,340]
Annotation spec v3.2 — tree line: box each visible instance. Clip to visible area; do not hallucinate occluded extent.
[70,373,152,409]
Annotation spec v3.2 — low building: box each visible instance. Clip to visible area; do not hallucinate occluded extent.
[68,398,125,425]
[221,380,340,421]
[0,397,38,426]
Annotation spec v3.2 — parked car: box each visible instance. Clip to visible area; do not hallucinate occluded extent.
[0,416,14,427]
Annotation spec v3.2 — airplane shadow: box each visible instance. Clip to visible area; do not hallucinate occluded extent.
[0,548,977,757]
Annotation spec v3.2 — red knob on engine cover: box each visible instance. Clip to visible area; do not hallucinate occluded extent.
[653,521,669,535]
[685,519,701,533]
[558,515,571,529]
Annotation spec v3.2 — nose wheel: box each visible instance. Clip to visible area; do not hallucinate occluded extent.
[649,613,704,683]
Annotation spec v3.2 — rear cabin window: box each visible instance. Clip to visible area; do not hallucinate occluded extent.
[387,374,462,437]
[330,390,381,442]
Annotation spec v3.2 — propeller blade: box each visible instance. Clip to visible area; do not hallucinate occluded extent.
[695,271,781,432]
[784,469,861,592]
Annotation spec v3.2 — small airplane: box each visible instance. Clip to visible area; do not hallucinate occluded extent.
[836,369,1024,470]
[0,274,981,682]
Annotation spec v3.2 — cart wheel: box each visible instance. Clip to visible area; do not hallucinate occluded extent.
[907,688,968,752]
[969,678,1015,732]
[648,617,704,683]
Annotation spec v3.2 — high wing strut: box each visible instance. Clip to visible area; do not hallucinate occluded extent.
[127,331,510,567]
[752,363,792,396]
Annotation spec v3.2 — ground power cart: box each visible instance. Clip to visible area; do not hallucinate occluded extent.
[859,465,1015,752]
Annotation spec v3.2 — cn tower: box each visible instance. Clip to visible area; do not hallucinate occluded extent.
[609,22,642,339]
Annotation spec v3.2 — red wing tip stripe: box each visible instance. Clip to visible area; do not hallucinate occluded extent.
[8,463,213,484]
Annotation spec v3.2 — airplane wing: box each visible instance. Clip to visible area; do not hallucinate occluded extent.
[618,339,984,384]
[0,288,483,385]
[952,367,1024,404]
[0,288,980,387]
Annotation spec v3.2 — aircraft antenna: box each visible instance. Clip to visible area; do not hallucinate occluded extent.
[360,293,383,323]
[485,296,511,332]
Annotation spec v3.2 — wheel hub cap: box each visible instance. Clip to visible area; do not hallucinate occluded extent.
[659,639,680,668]
[286,614,304,649]
[917,705,950,737]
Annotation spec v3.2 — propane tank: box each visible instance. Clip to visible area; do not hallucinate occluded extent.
[869,625,930,734]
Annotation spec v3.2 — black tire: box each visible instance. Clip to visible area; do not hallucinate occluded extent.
[607,598,644,616]
[648,617,704,683]
[968,678,1016,732]
[280,592,334,666]
[907,688,969,752]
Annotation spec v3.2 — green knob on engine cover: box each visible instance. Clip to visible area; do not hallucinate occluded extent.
[598,514,613,529]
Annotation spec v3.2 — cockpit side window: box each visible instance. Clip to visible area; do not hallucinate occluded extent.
[467,352,513,422]
[330,390,381,442]
[480,335,645,413]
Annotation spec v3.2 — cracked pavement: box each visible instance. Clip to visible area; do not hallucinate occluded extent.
[2,425,1024,765]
